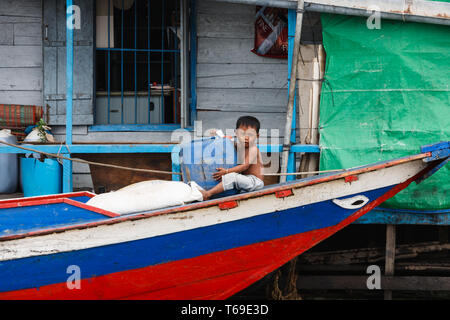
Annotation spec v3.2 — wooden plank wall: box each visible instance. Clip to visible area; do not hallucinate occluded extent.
[50,1,320,190]
[195,1,289,134]
[0,0,43,106]
[43,0,94,126]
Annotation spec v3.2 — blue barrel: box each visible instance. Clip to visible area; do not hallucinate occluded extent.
[20,158,62,197]
[180,137,238,198]
[0,131,18,194]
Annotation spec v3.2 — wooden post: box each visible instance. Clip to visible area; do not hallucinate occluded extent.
[280,0,305,183]
[384,224,396,300]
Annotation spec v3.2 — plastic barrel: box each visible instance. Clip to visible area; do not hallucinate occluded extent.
[180,137,238,198]
[0,132,18,194]
[20,158,62,197]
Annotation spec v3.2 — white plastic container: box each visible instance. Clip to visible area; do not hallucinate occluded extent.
[0,130,18,193]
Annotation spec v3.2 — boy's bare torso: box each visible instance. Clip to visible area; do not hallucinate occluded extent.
[236,142,264,181]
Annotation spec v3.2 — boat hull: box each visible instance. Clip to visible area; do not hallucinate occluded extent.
[0,153,445,300]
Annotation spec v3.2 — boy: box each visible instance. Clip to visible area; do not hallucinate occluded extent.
[199,116,264,201]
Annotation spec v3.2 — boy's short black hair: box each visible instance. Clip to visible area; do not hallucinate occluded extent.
[236,116,260,133]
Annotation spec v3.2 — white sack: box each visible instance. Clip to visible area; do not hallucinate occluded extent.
[24,127,55,143]
[86,180,204,215]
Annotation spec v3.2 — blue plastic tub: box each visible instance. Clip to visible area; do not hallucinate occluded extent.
[0,132,18,194]
[20,158,62,197]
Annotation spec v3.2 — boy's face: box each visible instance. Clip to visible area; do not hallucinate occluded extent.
[235,125,258,148]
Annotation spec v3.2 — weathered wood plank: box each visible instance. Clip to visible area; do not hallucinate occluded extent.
[197,63,288,89]
[197,0,255,15]
[197,13,254,39]
[197,88,287,112]
[56,46,94,95]
[298,241,450,265]
[48,114,94,126]
[13,23,42,46]
[43,46,57,98]
[197,110,287,133]
[198,104,285,113]
[0,24,13,45]
[0,90,43,106]
[52,125,88,135]
[52,131,175,143]
[0,16,40,24]
[0,67,42,91]
[297,263,450,273]
[0,0,41,18]
[198,38,287,64]
[0,46,42,67]
[43,0,57,42]
[56,100,93,116]
[14,35,42,46]
[73,0,94,42]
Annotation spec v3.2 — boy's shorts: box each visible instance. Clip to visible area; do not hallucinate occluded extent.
[221,172,264,193]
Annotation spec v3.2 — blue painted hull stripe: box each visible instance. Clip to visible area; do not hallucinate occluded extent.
[0,187,391,292]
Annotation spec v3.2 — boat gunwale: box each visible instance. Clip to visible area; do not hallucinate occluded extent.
[0,191,96,208]
[0,152,430,242]
[0,192,119,218]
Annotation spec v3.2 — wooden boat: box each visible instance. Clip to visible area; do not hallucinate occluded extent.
[0,141,448,300]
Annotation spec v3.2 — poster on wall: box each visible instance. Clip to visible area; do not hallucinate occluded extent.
[251,6,288,59]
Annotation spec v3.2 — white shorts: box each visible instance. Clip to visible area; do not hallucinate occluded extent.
[221,172,264,193]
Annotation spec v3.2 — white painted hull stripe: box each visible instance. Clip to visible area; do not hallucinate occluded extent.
[0,160,426,261]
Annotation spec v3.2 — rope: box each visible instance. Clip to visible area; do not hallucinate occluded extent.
[0,140,181,176]
[0,140,347,177]
[264,168,345,176]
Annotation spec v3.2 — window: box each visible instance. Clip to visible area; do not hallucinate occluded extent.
[95,0,183,125]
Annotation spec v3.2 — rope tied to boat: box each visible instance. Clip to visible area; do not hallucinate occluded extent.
[0,140,347,176]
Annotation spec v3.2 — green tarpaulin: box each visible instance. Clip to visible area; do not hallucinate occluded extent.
[319,13,449,210]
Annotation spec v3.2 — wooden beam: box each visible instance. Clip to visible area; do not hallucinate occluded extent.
[297,263,450,273]
[298,241,450,265]
[0,143,320,154]
[211,0,450,26]
[297,276,450,291]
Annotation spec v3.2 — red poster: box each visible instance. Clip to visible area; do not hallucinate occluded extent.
[252,6,288,59]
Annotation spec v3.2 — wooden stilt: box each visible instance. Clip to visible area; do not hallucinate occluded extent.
[269,0,305,299]
[280,0,305,183]
[384,224,396,300]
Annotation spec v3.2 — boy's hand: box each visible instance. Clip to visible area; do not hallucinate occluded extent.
[212,167,228,181]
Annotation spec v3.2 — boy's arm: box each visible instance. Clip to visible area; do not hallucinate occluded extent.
[212,146,258,180]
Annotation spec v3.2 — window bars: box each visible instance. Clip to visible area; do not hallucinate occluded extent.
[96,0,181,125]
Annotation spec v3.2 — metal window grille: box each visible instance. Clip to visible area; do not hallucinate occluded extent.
[95,0,182,125]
